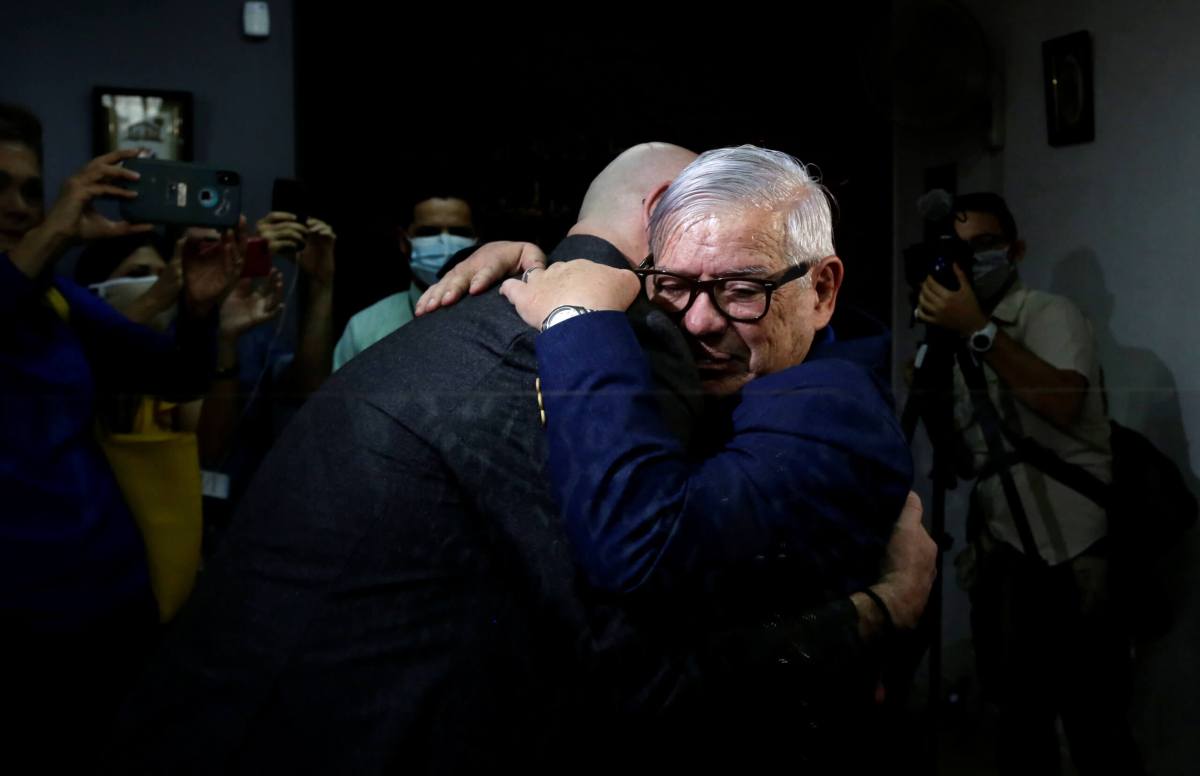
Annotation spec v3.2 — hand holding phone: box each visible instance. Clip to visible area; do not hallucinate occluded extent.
[119,159,242,228]
[256,211,309,255]
[41,148,155,241]
[271,178,309,227]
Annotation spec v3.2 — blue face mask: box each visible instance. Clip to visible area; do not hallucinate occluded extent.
[971,247,1014,301]
[410,233,477,287]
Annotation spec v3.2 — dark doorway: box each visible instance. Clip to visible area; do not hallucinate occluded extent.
[294,7,895,334]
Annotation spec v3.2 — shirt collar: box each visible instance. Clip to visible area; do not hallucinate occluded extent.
[989,277,1029,325]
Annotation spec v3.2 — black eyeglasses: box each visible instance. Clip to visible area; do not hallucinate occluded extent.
[632,254,812,323]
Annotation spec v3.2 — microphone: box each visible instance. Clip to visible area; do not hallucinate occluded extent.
[917,188,954,222]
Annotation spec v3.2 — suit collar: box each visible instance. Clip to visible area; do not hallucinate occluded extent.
[548,234,632,270]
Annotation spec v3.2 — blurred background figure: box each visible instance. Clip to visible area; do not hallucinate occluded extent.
[195,208,337,550]
[0,102,240,772]
[333,193,475,370]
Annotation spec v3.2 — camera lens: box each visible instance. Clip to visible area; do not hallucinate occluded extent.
[217,171,240,185]
[198,187,219,209]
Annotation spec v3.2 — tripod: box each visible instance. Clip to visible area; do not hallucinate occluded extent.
[899,323,968,773]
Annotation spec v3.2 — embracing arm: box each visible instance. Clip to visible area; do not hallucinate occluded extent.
[536,311,911,595]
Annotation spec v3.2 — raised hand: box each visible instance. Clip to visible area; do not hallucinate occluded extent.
[219,267,285,340]
[179,217,246,317]
[256,211,309,255]
[296,217,335,287]
[42,148,154,243]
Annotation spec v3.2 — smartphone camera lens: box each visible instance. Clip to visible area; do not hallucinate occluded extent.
[198,188,219,209]
[216,171,240,186]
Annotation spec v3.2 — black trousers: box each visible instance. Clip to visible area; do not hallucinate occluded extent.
[970,541,1144,776]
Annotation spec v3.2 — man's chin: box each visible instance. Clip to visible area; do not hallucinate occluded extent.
[698,370,751,397]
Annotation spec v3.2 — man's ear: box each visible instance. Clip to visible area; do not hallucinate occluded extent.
[1010,239,1027,264]
[641,181,672,233]
[397,227,412,259]
[811,255,844,328]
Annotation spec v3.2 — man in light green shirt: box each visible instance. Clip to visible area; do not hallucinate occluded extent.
[333,196,475,370]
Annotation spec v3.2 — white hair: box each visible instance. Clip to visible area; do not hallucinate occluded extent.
[648,145,835,273]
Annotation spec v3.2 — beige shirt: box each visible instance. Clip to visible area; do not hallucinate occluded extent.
[954,279,1111,565]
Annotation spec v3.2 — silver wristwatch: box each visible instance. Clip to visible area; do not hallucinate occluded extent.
[540,305,594,332]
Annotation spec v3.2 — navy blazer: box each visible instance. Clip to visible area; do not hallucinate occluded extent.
[537,309,913,601]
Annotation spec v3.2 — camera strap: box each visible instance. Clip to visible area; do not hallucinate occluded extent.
[956,346,1046,564]
[975,424,1110,509]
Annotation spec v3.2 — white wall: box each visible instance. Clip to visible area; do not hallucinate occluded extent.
[893,2,1200,772]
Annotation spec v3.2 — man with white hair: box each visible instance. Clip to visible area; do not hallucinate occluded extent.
[501,144,911,618]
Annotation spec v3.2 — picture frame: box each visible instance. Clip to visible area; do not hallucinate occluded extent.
[1042,31,1095,147]
[93,86,193,161]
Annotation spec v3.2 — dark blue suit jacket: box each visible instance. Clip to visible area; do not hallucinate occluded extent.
[537,309,913,602]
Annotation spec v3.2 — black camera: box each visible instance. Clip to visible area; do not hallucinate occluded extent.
[216,170,240,186]
[902,233,973,295]
[903,187,976,315]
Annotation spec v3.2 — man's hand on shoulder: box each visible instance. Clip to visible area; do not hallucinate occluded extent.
[416,240,546,316]
[499,260,641,331]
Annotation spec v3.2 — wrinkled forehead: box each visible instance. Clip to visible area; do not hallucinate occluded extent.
[657,209,789,276]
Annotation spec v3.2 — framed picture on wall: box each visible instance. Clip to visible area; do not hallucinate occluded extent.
[1042,31,1095,147]
[93,86,193,161]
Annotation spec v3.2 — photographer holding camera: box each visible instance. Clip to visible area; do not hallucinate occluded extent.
[914,192,1142,775]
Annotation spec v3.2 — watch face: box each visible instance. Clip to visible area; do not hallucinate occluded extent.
[542,305,589,331]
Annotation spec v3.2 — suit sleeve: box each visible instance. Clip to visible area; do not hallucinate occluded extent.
[536,311,911,596]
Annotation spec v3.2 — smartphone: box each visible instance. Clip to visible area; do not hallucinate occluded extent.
[271,178,309,226]
[242,237,271,277]
[119,159,242,228]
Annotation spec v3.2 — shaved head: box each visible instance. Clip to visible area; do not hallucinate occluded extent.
[571,142,697,263]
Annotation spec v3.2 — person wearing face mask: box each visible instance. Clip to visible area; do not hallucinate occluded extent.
[75,231,285,448]
[332,194,477,370]
[915,192,1141,775]
[76,231,182,331]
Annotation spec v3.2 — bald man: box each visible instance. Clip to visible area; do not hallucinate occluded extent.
[110,144,935,774]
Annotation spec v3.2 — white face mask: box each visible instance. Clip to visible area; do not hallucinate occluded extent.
[971,247,1014,302]
[90,276,177,331]
[409,233,477,287]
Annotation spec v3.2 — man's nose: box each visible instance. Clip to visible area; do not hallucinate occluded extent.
[0,190,34,222]
[682,289,728,338]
